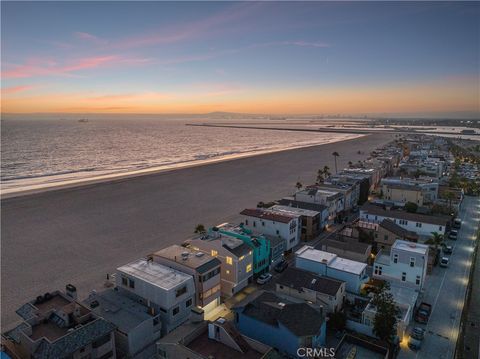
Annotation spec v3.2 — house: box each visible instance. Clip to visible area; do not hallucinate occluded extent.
[215,223,271,275]
[83,289,161,358]
[2,285,116,359]
[359,202,449,240]
[275,267,346,314]
[150,245,221,315]
[373,240,429,290]
[328,174,370,205]
[189,229,254,297]
[278,198,329,230]
[313,182,360,211]
[240,208,301,253]
[294,188,344,221]
[116,258,195,335]
[319,237,372,263]
[380,177,439,206]
[371,219,419,251]
[269,205,323,241]
[232,291,326,358]
[295,246,368,294]
[157,315,273,359]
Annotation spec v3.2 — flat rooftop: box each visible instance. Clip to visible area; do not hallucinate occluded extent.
[83,289,153,333]
[152,244,219,270]
[270,205,320,217]
[296,246,336,265]
[296,246,366,275]
[393,240,428,255]
[117,258,192,290]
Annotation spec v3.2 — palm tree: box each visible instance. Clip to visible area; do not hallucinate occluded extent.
[444,191,455,213]
[194,224,206,234]
[426,231,444,258]
[323,165,331,178]
[332,152,340,173]
[295,181,303,191]
[316,169,324,184]
[348,161,353,168]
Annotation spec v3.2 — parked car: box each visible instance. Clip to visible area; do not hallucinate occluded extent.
[449,230,458,240]
[443,245,453,254]
[274,260,288,273]
[415,302,432,323]
[256,273,273,285]
[411,327,425,340]
[408,337,422,351]
[440,257,449,267]
[453,218,462,229]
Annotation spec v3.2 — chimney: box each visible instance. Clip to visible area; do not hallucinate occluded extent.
[65,284,77,300]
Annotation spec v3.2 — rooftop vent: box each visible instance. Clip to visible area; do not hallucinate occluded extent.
[195,252,204,257]
[278,302,286,308]
[181,252,189,260]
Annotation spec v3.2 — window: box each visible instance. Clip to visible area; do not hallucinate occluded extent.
[211,250,218,257]
[279,285,284,289]
[98,351,114,359]
[121,276,128,286]
[439,226,443,231]
[226,256,233,265]
[416,222,422,228]
[290,237,295,243]
[128,279,135,289]
[239,255,245,261]
[393,254,398,263]
[153,316,160,326]
[276,230,280,235]
[173,307,179,316]
[245,220,249,225]
[366,214,369,219]
[253,221,256,227]
[176,286,187,297]
[402,272,406,281]
[410,257,415,267]
[416,276,421,285]
[160,307,167,313]
[384,234,388,241]
[186,298,192,307]
[246,264,252,273]
[226,270,230,275]
[262,221,265,226]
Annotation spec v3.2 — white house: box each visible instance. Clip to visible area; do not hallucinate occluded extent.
[295,245,368,294]
[359,203,449,239]
[373,240,429,290]
[240,208,301,252]
[294,188,344,220]
[116,258,195,335]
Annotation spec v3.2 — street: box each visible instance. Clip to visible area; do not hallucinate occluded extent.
[398,196,480,359]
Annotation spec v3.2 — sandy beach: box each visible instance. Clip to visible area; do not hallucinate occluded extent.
[0,133,392,329]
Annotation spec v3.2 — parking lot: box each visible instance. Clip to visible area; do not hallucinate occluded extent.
[398,196,480,359]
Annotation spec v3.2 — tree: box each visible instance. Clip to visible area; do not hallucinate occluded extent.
[404,202,418,213]
[323,165,331,179]
[316,169,324,184]
[426,231,444,253]
[332,152,340,174]
[372,282,400,345]
[295,181,303,191]
[444,191,455,213]
[194,224,206,234]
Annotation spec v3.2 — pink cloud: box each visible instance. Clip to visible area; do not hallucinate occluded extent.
[1,85,35,94]
[74,31,98,41]
[2,55,151,79]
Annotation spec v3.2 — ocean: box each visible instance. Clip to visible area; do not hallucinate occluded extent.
[1,116,362,194]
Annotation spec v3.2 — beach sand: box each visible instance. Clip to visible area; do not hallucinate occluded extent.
[0,133,392,329]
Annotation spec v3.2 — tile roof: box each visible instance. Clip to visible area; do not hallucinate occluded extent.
[379,219,418,239]
[240,208,296,224]
[276,267,344,296]
[236,291,324,337]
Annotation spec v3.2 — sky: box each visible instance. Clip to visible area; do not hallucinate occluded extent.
[1,1,479,116]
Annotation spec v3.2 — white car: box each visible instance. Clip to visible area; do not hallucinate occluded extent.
[440,257,449,267]
[256,273,273,285]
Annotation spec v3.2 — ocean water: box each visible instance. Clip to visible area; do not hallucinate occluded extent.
[1,116,362,193]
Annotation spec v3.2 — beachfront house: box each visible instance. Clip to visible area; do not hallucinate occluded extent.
[215,222,271,275]
[310,183,359,212]
[269,204,323,241]
[278,198,329,231]
[116,258,195,335]
[295,245,368,294]
[276,267,346,314]
[189,228,254,297]
[373,240,429,290]
[150,245,222,315]
[232,291,326,358]
[294,188,344,222]
[83,288,162,358]
[240,208,301,253]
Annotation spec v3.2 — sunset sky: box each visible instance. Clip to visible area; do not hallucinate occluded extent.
[1,1,479,115]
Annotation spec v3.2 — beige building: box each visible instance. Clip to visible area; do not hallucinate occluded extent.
[319,237,372,263]
[381,178,439,206]
[189,230,254,297]
[275,267,346,314]
[151,245,222,314]
[374,219,419,251]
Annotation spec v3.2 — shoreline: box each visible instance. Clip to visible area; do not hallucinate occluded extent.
[1,133,392,329]
[1,133,364,200]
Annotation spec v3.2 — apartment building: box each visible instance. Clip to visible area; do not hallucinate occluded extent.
[381,177,439,206]
[294,188,344,221]
[150,245,222,314]
[269,204,323,241]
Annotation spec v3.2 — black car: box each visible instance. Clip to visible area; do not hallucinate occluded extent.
[274,260,289,273]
